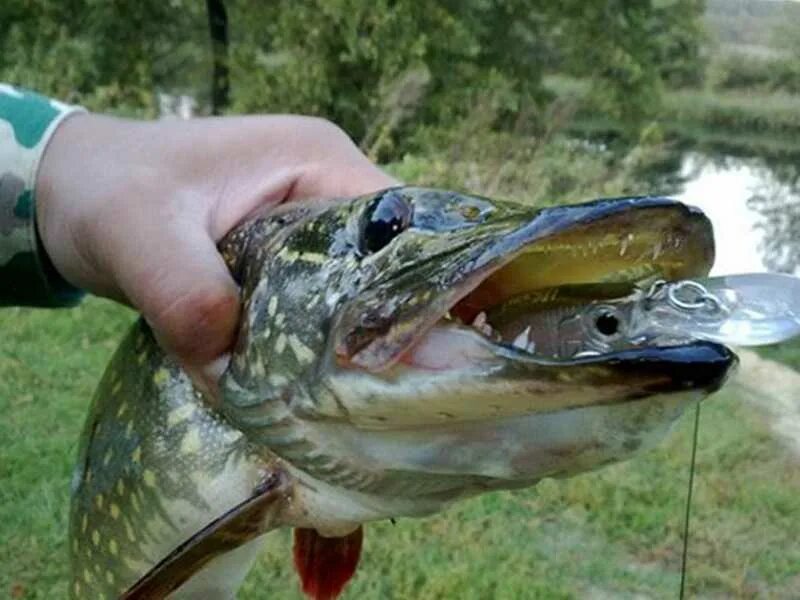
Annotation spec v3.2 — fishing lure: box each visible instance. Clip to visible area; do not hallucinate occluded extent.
[631,273,800,347]
[489,273,800,360]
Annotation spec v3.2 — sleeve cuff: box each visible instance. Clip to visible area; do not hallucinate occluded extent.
[0,84,86,307]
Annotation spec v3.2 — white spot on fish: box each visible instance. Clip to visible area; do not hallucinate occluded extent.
[180,428,202,454]
[269,373,289,387]
[143,469,157,488]
[167,404,195,427]
[152,368,169,386]
[288,334,315,364]
[298,251,327,264]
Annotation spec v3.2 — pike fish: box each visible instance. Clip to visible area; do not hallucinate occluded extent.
[69,187,736,599]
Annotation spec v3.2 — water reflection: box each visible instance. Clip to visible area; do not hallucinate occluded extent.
[679,155,767,275]
[747,165,800,275]
[678,154,799,276]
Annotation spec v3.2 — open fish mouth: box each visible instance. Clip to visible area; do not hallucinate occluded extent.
[325,192,737,428]
[339,194,725,366]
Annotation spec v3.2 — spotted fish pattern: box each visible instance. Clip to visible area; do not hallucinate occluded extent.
[0,83,84,306]
[70,321,273,598]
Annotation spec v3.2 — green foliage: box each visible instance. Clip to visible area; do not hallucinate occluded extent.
[0,0,208,116]
[2,1,708,155]
[704,0,800,50]
[387,120,685,206]
[665,89,800,135]
[773,15,800,58]
[227,0,550,153]
[547,75,800,164]
[546,0,706,124]
[228,0,706,151]
[708,52,800,95]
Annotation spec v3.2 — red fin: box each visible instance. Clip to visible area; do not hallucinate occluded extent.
[293,526,363,600]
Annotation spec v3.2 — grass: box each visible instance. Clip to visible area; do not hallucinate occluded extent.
[756,338,800,373]
[3,298,800,598]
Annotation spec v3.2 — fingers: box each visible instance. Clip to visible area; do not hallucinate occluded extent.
[291,155,398,202]
[282,118,400,200]
[112,217,241,369]
[184,116,400,239]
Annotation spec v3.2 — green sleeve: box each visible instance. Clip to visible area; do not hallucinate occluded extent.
[0,83,86,307]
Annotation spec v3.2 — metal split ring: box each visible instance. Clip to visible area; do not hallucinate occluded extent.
[667,280,723,314]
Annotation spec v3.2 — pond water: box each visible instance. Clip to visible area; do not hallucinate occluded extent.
[678,153,797,276]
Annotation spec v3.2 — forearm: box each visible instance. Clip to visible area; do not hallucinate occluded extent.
[2,88,395,372]
[0,83,85,307]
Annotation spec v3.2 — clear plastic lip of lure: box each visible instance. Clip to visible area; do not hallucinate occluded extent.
[553,273,800,359]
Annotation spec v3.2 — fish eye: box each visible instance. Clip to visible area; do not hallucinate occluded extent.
[594,310,621,337]
[361,190,413,254]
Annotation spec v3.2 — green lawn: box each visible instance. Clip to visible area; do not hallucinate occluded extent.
[757,338,800,373]
[3,298,800,598]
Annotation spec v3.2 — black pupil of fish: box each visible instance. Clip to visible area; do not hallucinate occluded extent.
[364,196,410,252]
[595,312,620,336]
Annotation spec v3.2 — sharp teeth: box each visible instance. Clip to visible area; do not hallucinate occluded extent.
[470,311,495,336]
[444,311,453,320]
[512,326,531,350]
[526,340,536,353]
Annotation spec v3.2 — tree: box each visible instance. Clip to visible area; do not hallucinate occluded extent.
[1,0,707,153]
[226,0,706,151]
[206,0,230,114]
[0,0,207,116]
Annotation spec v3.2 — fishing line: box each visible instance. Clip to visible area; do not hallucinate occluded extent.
[679,402,701,599]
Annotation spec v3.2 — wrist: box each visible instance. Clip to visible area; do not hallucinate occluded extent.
[0,84,85,306]
[36,114,177,301]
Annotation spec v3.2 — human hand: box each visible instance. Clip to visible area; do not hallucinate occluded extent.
[36,113,397,380]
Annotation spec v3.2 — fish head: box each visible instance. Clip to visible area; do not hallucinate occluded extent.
[219,186,736,526]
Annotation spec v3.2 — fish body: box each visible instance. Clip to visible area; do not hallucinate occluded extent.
[69,187,736,598]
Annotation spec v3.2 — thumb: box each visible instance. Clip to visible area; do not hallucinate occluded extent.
[115,221,241,371]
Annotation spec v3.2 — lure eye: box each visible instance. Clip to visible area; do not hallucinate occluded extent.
[594,310,621,337]
[361,190,413,254]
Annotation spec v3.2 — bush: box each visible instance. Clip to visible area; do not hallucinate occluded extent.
[708,52,800,95]
[385,96,685,208]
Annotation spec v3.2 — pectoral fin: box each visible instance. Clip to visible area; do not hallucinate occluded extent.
[122,471,289,599]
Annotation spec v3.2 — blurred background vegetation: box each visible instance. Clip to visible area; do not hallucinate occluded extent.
[2,1,800,598]
[2,0,797,268]
[1,0,798,202]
